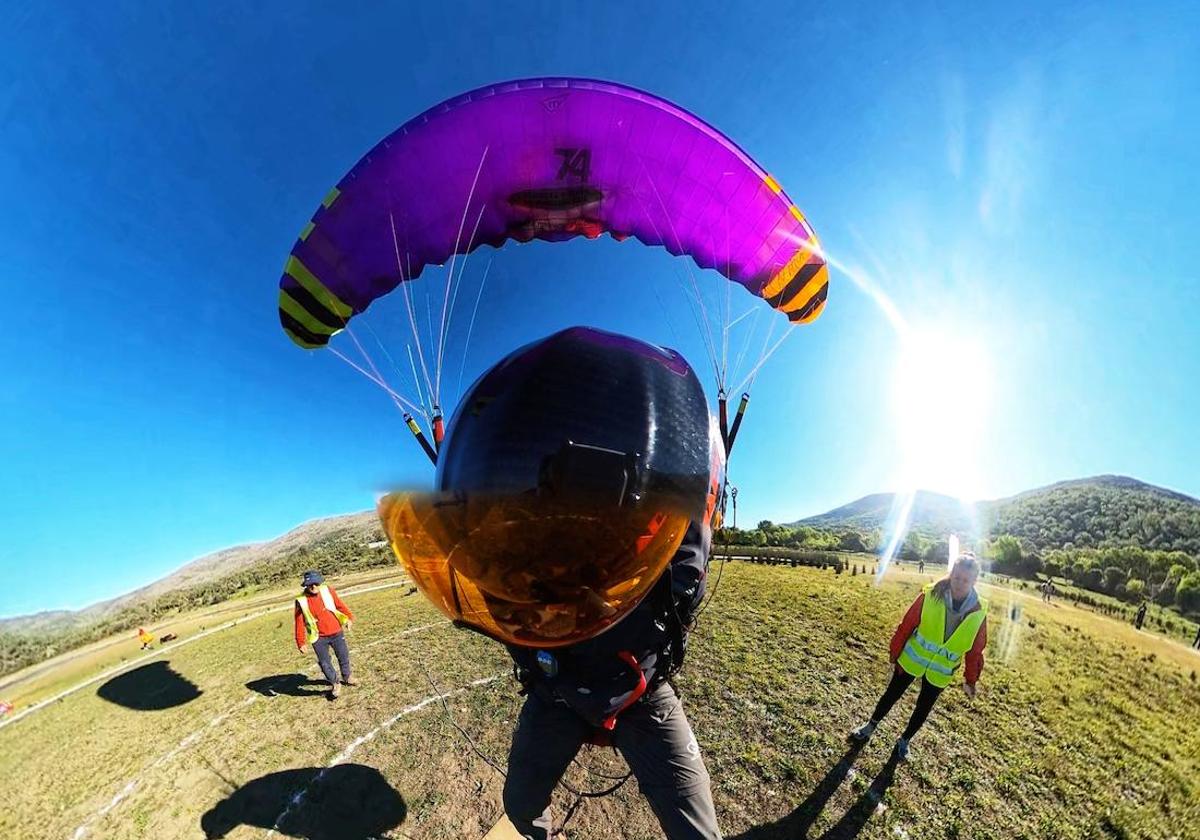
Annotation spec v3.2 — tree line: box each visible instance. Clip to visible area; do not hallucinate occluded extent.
[987,535,1200,615]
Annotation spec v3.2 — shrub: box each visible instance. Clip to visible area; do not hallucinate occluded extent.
[1103,566,1128,594]
[1176,572,1200,613]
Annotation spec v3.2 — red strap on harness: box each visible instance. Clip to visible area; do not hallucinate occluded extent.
[600,650,647,732]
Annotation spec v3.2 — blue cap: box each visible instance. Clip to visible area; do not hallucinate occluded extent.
[301,570,324,587]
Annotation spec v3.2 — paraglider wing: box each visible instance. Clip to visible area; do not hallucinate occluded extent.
[278,77,829,349]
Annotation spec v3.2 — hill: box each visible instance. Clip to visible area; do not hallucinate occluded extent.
[792,490,976,535]
[0,512,388,678]
[983,474,1200,554]
[794,475,1200,554]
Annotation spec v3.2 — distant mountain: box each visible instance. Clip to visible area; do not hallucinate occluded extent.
[791,475,1200,555]
[0,512,388,677]
[0,512,382,634]
[983,475,1200,554]
[792,490,977,535]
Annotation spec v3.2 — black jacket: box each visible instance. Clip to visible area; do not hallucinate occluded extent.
[507,520,710,728]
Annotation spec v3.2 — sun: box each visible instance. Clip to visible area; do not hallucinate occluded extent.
[889,325,992,500]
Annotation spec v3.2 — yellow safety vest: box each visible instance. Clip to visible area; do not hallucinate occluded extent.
[897,584,988,688]
[296,584,351,644]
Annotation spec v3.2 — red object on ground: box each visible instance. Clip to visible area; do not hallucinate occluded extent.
[294,586,355,648]
[889,592,987,685]
[0,701,13,717]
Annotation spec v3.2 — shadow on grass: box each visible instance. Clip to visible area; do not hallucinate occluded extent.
[729,743,901,840]
[818,753,900,840]
[246,674,329,698]
[96,660,202,710]
[728,741,866,840]
[200,764,406,839]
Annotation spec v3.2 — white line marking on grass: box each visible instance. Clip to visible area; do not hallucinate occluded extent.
[361,621,449,649]
[265,674,502,838]
[69,694,259,839]
[1,579,410,731]
[66,617,452,837]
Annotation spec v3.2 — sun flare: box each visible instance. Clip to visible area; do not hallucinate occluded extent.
[890,326,992,501]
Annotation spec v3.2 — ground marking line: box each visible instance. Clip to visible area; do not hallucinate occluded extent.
[0,578,410,731]
[361,621,450,649]
[62,617,446,836]
[68,694,259,839]
[265,674,502,838]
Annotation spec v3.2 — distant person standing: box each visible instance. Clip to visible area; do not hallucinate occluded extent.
[137,627,154,650]
[918,559,926,575]
[294,571,356,699]
[849,553,988,760]
[1134,601,1148,631]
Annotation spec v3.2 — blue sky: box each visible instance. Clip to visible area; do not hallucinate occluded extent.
[2,2,1198,616]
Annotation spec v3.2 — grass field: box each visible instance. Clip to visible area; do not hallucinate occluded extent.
[0,568,408,712]
[1,562,1197,839]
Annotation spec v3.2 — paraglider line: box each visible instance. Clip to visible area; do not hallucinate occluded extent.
[732,321,796,395]
[729,306,763,391]
[437,203,487,402]
[361,320,421,413]
[633,159,723,387]
[435,145,489,404]
[388,210,437,404]
[407,344,431,421]
[455,258,493,398]
[651,281,687,357]
[327,346,422,415]
[344,325,405,409]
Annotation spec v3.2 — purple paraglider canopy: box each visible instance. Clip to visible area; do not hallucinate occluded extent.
[278,77,829,349]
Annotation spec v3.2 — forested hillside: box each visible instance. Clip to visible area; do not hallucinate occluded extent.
[984,476,1200,554]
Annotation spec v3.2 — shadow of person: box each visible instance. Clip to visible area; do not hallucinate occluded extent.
[728,741,866,840]
[817,752,901,840]
[96,660,202,710]
[245,674,329,698]
[200,764,406,839]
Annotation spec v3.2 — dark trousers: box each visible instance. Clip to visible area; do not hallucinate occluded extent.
[313,631,351,685]
[870,666,943,740]
[503,682,721,839]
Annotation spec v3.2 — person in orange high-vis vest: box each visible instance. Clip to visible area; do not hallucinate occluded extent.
[294,570,356,699]
[849,553,988,760]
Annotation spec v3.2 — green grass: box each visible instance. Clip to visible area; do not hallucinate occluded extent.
[1,564,1196,839]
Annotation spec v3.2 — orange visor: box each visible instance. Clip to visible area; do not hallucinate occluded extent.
[377,492,691,647]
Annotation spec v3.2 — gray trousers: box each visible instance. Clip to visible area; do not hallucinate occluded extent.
[313,631,351,685]
[503,682,721,839]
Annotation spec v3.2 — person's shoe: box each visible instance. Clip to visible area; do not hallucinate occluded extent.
[849,720,877,742]
[894,737,910,760]
[342,678,357,687]
[329,681,341,700]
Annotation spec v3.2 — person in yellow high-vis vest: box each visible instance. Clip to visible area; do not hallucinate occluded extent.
[849,553,988,760]
[294,570,356,699]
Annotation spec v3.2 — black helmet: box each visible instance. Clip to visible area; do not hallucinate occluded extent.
[379,326,724,647]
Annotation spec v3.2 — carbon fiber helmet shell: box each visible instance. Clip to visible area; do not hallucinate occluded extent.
[438,326,718,518]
